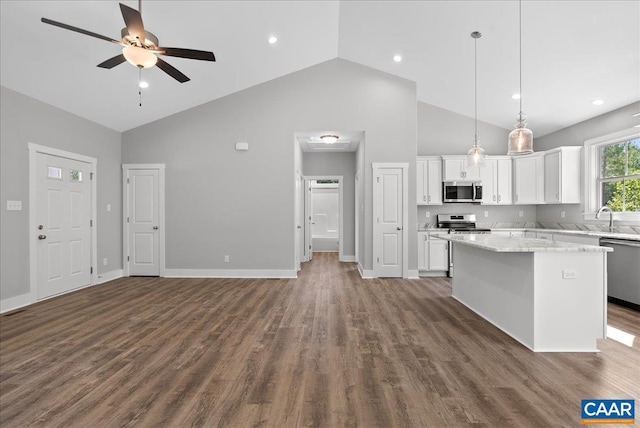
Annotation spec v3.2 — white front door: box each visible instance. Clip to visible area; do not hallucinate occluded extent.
[374,166,405,277]
[126,168,160,276]
[36,153,92,299]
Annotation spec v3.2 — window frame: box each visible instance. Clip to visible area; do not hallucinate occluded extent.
[583,127,640,222]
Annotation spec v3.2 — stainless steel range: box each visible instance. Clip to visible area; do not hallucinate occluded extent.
[437,214,491,277]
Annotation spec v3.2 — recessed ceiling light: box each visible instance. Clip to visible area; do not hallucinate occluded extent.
[592,99,604,106]
[393,55,402,62]
[268,36,278,44]
[138,81,149,89]
[511,93,521,100]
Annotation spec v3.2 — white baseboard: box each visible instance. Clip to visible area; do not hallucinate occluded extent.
[340,255,356,262]
[0,292,34,314]
[164,269,297,279]
[418,271,449,277]
[97,269,123,284]
[407,270,420,279]
[358,263,375,279]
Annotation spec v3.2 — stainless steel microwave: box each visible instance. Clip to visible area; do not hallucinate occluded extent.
[443,181,482,203]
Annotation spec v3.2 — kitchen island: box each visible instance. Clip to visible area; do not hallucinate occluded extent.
[439,234,612,352]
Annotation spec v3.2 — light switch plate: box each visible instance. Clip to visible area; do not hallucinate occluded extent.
[562,269,577,279]
[7,200,22,211]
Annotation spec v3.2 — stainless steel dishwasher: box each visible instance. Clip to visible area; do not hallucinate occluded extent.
[600,238,640,309]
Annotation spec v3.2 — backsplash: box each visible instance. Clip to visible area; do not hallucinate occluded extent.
[418,222,640,235]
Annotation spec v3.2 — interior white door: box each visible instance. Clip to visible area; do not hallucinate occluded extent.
[36,153,92,299]
[305,180,314,261]
[376,168,403,277]
[295,172,303,271]
[127,169,160,276]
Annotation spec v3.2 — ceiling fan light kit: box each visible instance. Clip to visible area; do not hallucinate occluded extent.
[41,1,215,85]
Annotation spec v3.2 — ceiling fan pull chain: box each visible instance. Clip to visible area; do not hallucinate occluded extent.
[138,67,143,107]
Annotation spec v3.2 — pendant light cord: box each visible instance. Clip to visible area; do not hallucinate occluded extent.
[474,34,478,145]
[519,0,523,117]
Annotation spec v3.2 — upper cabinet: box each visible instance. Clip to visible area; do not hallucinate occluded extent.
[442,156,481,181]
[417,156,443,205]
[513,153,545,204]
[544,147,582,204]
[480,156,512,205]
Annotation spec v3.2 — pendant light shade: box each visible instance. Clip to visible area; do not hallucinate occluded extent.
[508,0,534,155]
[467,31,486,167]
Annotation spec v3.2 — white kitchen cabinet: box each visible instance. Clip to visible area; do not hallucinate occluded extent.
[513,153,545,204]
[544,147,582,204]
[417,156,442,205]
[417,232,429,270]
[480,156,512,205]
[418,232,449,273]
[442,156,481,181]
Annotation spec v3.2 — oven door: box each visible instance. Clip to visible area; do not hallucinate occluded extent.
[443,182,475,203]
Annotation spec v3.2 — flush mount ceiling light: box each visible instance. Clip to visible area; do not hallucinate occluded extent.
[467,31,486,168]
[268,36,278,44]
[320,134,340,144]
[393,55,402,62]
[592,99,604,106]
[507,0,534,155]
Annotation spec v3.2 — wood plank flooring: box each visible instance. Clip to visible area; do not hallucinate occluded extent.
[1,252,638,427]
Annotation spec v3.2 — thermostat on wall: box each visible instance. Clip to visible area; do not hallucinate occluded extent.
[235,142,249,151]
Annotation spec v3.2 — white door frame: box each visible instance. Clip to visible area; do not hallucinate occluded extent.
[122,164,166,277]
[372,163,409,278]
[28,143,98,302]
[294,170,304,272]
[355,171,360,264]
[304,176,344,262]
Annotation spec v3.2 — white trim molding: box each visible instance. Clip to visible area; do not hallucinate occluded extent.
[122,164,166,277]
[583,128,640,223]
[164,269,297,279]
[1,293,33,314]
[28,143,98,306]
[96,269,123,285]
[341,255,357,262]
[358,263,375,279]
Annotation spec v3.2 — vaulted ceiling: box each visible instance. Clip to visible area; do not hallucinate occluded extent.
[1,1,638,136]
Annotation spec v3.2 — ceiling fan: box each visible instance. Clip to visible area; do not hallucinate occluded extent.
[41,0,215,83]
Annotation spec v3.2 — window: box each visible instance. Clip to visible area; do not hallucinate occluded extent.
[69,169,83,182]
[584,128,640,221]
[47,166,62,180]
[599,139,640,212]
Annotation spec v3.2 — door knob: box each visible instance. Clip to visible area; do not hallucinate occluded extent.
[153,226,159,230]
[397,227,402,230]
[38,235,47,240]
[38,225,44,230]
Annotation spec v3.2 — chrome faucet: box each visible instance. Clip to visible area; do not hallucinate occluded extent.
[595,206,614,232]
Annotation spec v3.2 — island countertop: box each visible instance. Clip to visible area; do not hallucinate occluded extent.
[438,234,613,253]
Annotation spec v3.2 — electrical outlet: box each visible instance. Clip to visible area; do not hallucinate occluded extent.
[519,210,524,218]
[6,200,22,211]
[103,258,108,266]
[425,211,430,218]
[224,255,229,263]
[562,269,577,279]
[560,210,566,218]
[484,210,489,218]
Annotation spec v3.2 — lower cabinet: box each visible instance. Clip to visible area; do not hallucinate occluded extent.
[418,232,449,274]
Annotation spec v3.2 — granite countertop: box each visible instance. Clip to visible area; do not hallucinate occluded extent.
[417,224,640,241]
[437,234,614,253]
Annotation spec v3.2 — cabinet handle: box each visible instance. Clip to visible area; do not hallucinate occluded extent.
[423,195,426,201]
[498,195,501,202]
[493,195,496,201]
[428,195,431,202]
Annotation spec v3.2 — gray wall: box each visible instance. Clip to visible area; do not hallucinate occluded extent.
[122,59,417,272]
[1,86,122,302]
[418,101,511,156]
[536,101,640,226]
[302,152,356,257]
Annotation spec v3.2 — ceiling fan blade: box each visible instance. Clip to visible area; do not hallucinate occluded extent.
[97,54,126,69]
[119,3,145,42]
[159,47,216,62]
[156,58,190,83]
[41,18,122,45]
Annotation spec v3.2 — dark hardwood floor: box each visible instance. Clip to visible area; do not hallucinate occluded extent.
[1,252,638,427]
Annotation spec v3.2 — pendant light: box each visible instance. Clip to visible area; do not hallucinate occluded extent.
[467,31,486,167]
[507,0,533,155]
